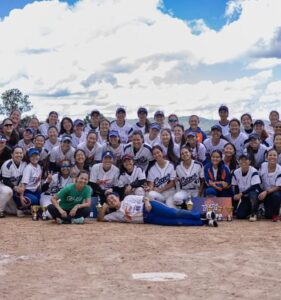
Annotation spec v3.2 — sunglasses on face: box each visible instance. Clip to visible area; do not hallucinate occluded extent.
[168,119,178,122]
[4,124,13,127]
[61,165,71,169]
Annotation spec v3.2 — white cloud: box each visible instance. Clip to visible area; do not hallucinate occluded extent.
[246,58,281,70]
[0,0,281,121]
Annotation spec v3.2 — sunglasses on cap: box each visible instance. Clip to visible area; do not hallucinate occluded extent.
[61,164,71,168]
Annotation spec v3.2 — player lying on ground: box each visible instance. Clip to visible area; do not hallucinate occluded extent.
[97,193,218,227]
[47,170,91,224]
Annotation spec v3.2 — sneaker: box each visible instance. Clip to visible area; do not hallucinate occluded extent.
[272,215,279,222]
[72,217,85,224]
[207,219,218,227]
[0,210,5,218]
[201,211,216,220]
[249,214,257,222]
[17,209,25,218]
[56,218,64,224]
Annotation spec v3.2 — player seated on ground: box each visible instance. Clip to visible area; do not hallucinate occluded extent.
[89,151,120,204]
[258,148,281,222]
[232,154,261,221]
[204,150,233,197]
[117,154,146,198]
[98,193,218,227]
[145,145,176,205]
[47,170,91,224]
[40,159,74,218]
[0,146,26,217]
[172,146,204,209]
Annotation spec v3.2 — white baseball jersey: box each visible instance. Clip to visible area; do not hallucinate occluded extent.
[39,123,60,138]
[259,162,281,190]
[158,142,180,158]
[245,144,268,170]
[203,138,228,157]
[17,140,35,154]
[104,195,144,223]
[215,121,229,136]
[147,161,176,190]
[144,133,160,147]
[89,163,120,190]
[42,173,74,195]
[265,136,273,147]
[265,124,274,138]
[189,143,206,163]
[118,166,146,187]
[77,141,103,161]
[225,132,248,158]
[84,124,99,136]
[123,143,153,172]
[21,163,42,192]
[110,121,132,144]
[97,133,108,147]
[176,160,204,191]
[38,148,49,162]
[232,166,261,192]
[102,143,123,166]
[1,159,27,186]
[130,123,146,135]
[44,139,60,152]
[71,132,86,148]
[49,145,75,165]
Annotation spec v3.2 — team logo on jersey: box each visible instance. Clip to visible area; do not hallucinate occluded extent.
[154,174,170,187]
[134,157,148,164]
[180,174,199,187]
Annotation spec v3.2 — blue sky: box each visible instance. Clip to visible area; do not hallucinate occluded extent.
[0,0,229,29]
[0,0,281,120]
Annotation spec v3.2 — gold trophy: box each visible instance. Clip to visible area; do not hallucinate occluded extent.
[96,200,103,219]
[226,207,233,222]
[216,206,223,221]
[31,205,40,221]
[42,206,48,221]
[186,197,193,211]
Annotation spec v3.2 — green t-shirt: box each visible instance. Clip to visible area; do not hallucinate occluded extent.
[56,183,92,211]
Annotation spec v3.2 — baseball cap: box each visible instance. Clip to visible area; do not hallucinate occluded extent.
[25,128,35,135]
[102,150,114,160]
[185,131,196,137]
[137,107,148,115]
[90,109,100,116]
[154,110,164,117]
[254,119,264,126]
[27,148,40,157]
[61,134,72,143]
[239,153,250,160]
[248,133,260,141]
[0,135,7,142]
[149,123,161,131]
[109,130,119,137]
[122,154,133,162]
[211,125,222,132]
[74,119,84,126]
[218,105,229,112]
[116,107,126,114]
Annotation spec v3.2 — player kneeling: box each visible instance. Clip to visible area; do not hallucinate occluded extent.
[47,171,91,224]
[98,193,218,227]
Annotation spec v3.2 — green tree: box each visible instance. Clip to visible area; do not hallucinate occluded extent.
[0,88,33,116]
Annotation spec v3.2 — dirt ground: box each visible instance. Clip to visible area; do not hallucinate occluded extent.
[1,217,281,300]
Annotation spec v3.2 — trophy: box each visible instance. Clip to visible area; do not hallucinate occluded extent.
[42,206,48,221]
[216,206,224,221]
[96,199,103,219]
[226,207,233,222]
[186,197,193,211]
[31,205,40,221]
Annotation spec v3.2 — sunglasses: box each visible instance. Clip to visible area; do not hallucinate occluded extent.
[61,165,71,169]
[168,119,178,122]
[4,124,13,127]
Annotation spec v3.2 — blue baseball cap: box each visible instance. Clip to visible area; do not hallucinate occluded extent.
[27,148,40,157]
[74,119,84,126]
[186,131,196,137]
[137,107,148,115]
[116,107,126,114]
[25,128,35,135]
[109,130,119,137]
[61,134,72,143]
[102,151,114,160]
[149,123,161,131]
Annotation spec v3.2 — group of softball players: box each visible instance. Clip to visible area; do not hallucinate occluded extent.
[0,105,281,226]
